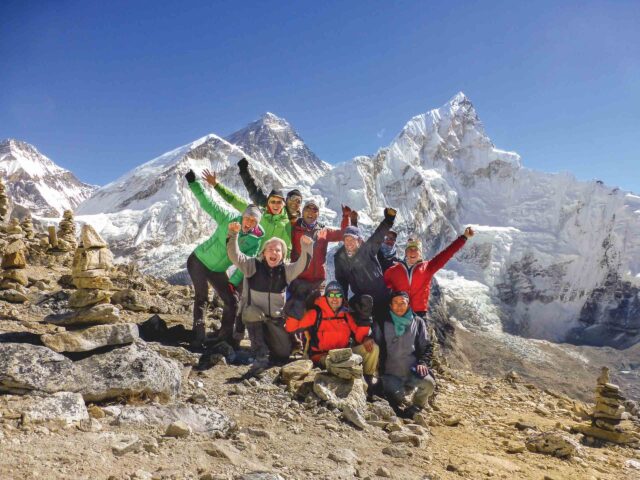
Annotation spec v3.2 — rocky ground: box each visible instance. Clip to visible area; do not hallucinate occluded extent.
[1,222,640,480]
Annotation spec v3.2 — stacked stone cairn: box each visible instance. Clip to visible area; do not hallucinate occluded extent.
[6,217,23,237]
[56,209,77,251]
[0,179,10,223]
[573,367,640,446]
[325,347,364,380]
[0,239,29,303]
[20,214,35,239]
[42,224,138,352]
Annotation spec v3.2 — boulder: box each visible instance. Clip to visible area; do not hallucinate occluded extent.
[81,224,108,248]
[115,403,235,436]
[21,392,89,426]
[0,288,28,303]
[1,251,26,269]
[3,239,25,255]
[68,288,111,308]
[165,420,192,438]
[111,289,155,312]
[41,323,139,353]
[525,431,582,458]
[146,342,201,366]
[74,342,182,402]
[0,343,78,395]
[281,359,314,385]
[313,372,368,429]
[44,303,121,327]
[1,268,29,286]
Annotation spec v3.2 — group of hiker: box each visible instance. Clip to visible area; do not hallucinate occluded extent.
[185,159,474,416]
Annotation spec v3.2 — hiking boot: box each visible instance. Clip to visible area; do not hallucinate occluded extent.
[247,357,270,378]
[190,322,206,349]
[401,405,423,419]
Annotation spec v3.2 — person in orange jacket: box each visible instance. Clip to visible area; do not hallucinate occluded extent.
[285,281,379,392]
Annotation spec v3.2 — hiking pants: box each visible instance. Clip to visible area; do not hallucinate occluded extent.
[382,373,435,408]
[246,317,292,361]
[187,253,239,335]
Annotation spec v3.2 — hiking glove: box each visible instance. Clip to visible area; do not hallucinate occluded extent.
[384,207,397,222]
[237,158,249,172]
[185,169,196,183]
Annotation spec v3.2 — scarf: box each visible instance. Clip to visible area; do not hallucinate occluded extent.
[380,242,397,259]
[389,309,414,337]
[301,219,318,230]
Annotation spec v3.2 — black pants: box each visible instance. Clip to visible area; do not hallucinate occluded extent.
[246,317,292,361]
[187,253,239,337]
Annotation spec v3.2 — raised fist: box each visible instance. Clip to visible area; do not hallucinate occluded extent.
[237,158,249,172]
[463,227,475,239]
[185,169,196,183]
[341,204,352,216]
[384,207,397,222]
[349,210,359,227]
[300,235,313,247]
[228,222,241,234]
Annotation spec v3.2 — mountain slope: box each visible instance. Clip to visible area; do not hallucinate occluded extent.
[0,139,96,217]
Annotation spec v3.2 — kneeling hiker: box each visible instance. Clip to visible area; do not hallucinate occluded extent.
[376,291,435,418]
[227,222,313,375]
[285,281,378,391]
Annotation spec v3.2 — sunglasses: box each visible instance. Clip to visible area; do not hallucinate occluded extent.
[304,206,319,212]
[288,197,302,204]
[327,292,343,298]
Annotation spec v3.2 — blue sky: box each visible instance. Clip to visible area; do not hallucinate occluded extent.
[2,0,639,192]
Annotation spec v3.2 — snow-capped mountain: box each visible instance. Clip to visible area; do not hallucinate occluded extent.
[226,112,330,186]
[76,113,332,280]
[315,93,640,348]
[0,139,96,217]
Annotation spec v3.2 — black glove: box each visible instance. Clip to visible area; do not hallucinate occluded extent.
[237,158,249,172]
[384,207,397,222]
[185,169,196,183]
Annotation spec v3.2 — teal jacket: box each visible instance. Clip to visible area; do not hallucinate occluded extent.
[189,181,264,286]
[214,182,292,256]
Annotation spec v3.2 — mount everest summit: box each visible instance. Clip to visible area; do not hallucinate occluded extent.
[3,94,639,349]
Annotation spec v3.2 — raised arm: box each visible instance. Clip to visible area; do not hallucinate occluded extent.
[334,253,350,298]
[284,235,314,283]
[214,182,249,213]
[324,205,352,242]
[364,207,396,253]
[426,227,474,275]
[237,158,269,207]
[226,223,257,278]
[185,170,235,224]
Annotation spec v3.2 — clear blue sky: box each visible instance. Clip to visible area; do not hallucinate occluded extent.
[2,0,639,192]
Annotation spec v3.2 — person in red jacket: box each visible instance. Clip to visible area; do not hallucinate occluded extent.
[285,281,379,390]
[284,200,352,320]
[384,227,475,318]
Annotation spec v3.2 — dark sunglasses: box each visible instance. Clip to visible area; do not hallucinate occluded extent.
[327,292,343,298]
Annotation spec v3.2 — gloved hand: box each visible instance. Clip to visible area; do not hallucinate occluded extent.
[349,210,359,227]
[185,169,196,183]
[237,158,249,172]
[384,207,397,222]
[341,204,352,216]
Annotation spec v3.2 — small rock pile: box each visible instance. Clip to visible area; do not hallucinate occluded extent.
[6,217,23,236]
[20,214,35,239]
[0,239,29,303]
[56,209,77,251]
[573,367,640,446]
[0,179,9,222]
[325,347,363,380]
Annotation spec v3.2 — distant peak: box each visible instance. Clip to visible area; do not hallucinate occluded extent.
[259,111,289,126]
[449,91,471,106]
[0,138,40,155]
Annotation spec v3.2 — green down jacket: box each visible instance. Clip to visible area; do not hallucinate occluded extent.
[189,181,265,286]
[214,182,292,255]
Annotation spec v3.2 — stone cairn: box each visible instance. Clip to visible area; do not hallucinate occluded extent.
[0,239,29,303]
[42,224,137,352]
[6,218,23,237]
[325,347,364,380]
[20,214,35,240]
[573,367,640,446]
[0,179,9,223]
[56,209,77,251]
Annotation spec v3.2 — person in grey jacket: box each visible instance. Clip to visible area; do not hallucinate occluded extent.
[227,221,313,375]
[375,290,435,418]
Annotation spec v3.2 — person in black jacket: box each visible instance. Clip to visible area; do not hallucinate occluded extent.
[375,291,435,418]
[334,207,396,327]
[377,229,399,272]
[237,158,301,223]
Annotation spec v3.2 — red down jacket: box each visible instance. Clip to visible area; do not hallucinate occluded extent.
[285,295,369,362]
[384,236,467,312]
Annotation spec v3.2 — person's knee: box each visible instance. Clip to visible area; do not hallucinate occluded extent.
[417,375,436,396]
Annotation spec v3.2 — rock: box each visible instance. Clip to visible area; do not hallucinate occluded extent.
[111,289,156,312]
[596,366,610,385]
[444,415,461,427]
[165,420,192,438]
[370,400,395,421]
[1,268,28,286]
[327,348,353,363]
[41,323,139,353]
[22,392,89,426]
[68,288,111,308]
[514,421,537,431]
[112,435,142,456]
[281,359,314,384]
[147,342,202,366]
[44,304,121,327]
[234,475,285,480]
[74,342,182,402]
[327,448,359,465]
[573,424,640,445]
[115,403,235,436]
[376,466,391,477]
[388,431,422,447]
[73,275,113,290]
[72,247,113,273]
[0,288,28,303]
[81,224,108,248]
[3,239,25,255]
[525,431,582,458]
[1,250,26,269]
[382,445,410,458]
[505,443,526,454]
[87,405,106,419]
[0,343,78,395]
[313,372,368,429]
[205,443,269,471]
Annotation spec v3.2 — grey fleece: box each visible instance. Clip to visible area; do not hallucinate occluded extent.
[377,317,431,379]
[227,231,313,318]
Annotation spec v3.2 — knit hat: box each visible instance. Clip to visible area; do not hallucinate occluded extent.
[287,189,303,199]
[405,236,422,251]
[389,291,410,303]
[267,189,286,201]
[242,204,262,222]
[324,281,344,297]
[343,226,362,239]
[303,200,319,210]
[386,229,398,239]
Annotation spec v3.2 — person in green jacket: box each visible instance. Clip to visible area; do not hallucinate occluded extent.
[203,169,292,255]
[185,169,265,348]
